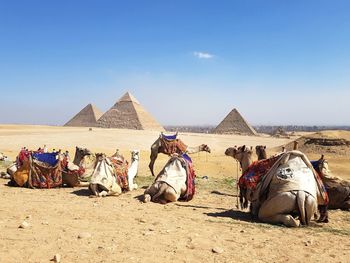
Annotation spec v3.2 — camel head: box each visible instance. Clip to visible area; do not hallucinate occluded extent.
[76,146,92,156]
[255,145,267,160]
[225,146,238,158]
[95,153,106,161]
[131,150,140,162]
[225,145,253,172]
[200,144,211,153]
[317,155,331,177]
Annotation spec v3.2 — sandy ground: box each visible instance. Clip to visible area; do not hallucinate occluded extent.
[0,125,349,263]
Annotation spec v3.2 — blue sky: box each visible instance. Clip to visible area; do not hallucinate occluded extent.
[0,0,349,126]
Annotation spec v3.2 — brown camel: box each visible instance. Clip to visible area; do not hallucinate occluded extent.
[149,133,210,176]
[314,155,350,211]
[62,147,95,187]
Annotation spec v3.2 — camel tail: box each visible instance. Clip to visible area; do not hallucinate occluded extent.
[296,191,307,225]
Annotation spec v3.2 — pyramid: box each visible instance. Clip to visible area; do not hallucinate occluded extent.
[97,92,164,131]
[64,103,103,127]
[213,108,257,135]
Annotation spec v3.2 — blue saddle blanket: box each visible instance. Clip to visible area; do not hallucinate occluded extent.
[32,152,58,166]
[182,153,192,163]
[311,160,319,171]
[161,133,178,141]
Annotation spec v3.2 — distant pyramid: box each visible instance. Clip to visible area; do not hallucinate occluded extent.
[64,103,103,127]
[213,108,257,135]
[97,92,164,131]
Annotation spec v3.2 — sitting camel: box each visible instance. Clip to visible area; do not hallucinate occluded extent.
[62,147,96,187]
[149,132,210,176]
[225,145,328,227]
[143,154,195,204]
[89,150,140,197]
[313,155,350,210]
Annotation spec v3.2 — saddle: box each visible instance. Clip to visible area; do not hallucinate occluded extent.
[160,132,178,141]
[159,133,188,155]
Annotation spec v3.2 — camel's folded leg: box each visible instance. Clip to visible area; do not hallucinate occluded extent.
[163,187,178,203]
[89,184,99,197]
[258,192,300,227]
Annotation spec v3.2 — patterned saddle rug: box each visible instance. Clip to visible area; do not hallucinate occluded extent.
[179,153,196,201]
[239,155,281,192]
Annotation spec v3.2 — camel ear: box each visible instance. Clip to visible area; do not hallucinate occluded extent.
[242,145,246,151]
[264,146,266,149]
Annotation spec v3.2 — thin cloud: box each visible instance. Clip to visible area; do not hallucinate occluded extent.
[193,51,214,59]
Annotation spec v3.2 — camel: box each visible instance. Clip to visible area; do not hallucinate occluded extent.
[143,154,195,204]
[313,156,350,210]
[255,145,267,160]
[127,150,140,191]
[225,146,328,227]
[6,162,17,178]
[149,133,210,176]
[89,150,140,197]
[9,151,63,188]
[0,152,7,161]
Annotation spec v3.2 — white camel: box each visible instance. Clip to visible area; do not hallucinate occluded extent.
[89,150,140,197]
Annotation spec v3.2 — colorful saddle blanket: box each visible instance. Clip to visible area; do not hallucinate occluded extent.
[159,137,188,155]
[110,157,129,191]
[238,155,280,191]
[179,153,196,201]
[29,157,62,188]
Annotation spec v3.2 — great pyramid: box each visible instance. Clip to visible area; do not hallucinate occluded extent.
[97,92,164,131]
[64,103,103,127]
[213,108,257,135]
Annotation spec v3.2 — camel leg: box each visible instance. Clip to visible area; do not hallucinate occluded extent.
[149,150,158,177]
[143,182,160,202]
[163,187,178,203]
[89,183,99,197]
[305,193,317,225]
[258,192,300,227]
[151,183,168,202]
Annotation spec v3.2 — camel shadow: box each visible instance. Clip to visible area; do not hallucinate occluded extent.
[175,203,227,211]
[206,209,254,223]
[71,188,91,196]
[134,194,145,202]
[210,190,237,197]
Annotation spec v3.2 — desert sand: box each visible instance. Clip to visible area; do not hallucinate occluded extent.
[0,125,349,263]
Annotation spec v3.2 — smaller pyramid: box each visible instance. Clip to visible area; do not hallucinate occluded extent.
[97,92,164,131]
[213,108,257,135]
[64,104,103,127]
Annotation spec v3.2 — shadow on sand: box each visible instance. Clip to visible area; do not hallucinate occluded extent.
[71,188,91,196]
[210,190,237,197]
[175,203,228,211]
[134,194,145,202]
[206,209,254,223]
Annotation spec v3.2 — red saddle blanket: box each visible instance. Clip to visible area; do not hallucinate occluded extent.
[110,158,129,191]
[238,155,280,191]
[159,138,188,155]
[179,154,196,201]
